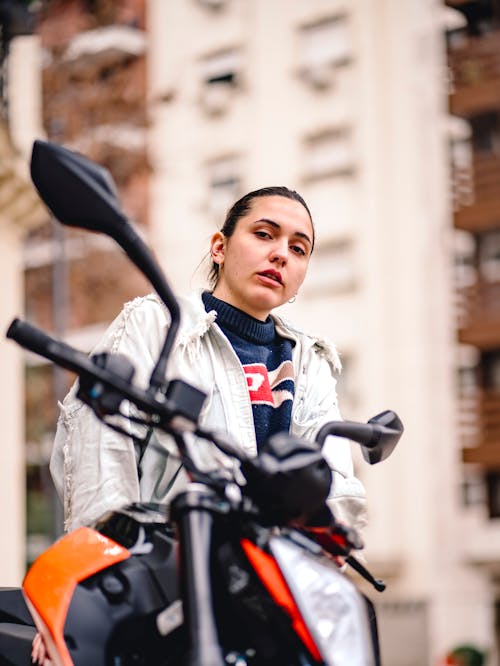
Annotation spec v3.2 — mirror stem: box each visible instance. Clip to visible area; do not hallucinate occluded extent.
[116,224,180,396]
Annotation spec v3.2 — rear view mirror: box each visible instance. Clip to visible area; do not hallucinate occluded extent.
[361,410,403,465]
[315,410,404,465]
[30,139,126,235]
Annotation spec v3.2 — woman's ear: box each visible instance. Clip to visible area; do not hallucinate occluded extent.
[210,232,226,265]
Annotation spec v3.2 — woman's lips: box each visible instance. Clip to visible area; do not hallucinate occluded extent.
[257,270,283,287]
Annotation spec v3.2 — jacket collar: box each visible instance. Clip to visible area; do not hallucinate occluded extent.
[171,289,341,373]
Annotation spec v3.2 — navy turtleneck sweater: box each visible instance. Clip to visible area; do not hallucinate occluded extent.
[202,292,295,449]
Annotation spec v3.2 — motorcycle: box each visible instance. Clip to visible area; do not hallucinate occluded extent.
[0,140,403,666]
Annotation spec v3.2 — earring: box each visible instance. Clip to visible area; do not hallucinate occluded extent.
[288,295,296,304]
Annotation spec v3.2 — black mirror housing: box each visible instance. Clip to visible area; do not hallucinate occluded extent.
[360,410,404,465]
[30,139,126,235]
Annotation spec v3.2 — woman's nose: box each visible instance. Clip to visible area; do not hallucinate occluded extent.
[270,241,288,265]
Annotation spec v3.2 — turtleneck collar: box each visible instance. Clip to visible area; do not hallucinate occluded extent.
[202,291,276,345]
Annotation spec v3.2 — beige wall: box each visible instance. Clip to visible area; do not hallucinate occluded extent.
[0,227,27,584]
[0,34,44,585]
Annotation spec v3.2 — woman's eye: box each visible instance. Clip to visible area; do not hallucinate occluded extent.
[291,245,306,256]
[255,230,271,239]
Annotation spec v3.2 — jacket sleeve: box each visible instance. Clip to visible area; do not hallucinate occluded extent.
[50,297,166,532]
[294,349,368,535]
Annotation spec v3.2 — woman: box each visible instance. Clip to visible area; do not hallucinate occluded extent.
[49,186,366,534]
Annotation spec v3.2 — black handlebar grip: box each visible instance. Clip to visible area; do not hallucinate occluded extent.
[316,421,377,448]
[6,318,89,374]
[7,318,55,354]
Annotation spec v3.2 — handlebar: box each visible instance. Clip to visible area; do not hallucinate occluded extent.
[6,318,205,431]
[316,421,381,448]
[7,317,402,465]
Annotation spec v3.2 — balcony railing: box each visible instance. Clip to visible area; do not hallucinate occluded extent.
[457,279,500,349]
[452,153,500,232]
[460,388,500,467]
[448,29,500,116]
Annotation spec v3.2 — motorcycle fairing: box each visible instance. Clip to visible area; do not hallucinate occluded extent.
[240,537,322,662]
[23,527,130,666]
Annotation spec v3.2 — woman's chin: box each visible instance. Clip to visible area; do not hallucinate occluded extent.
[248,293,288,318]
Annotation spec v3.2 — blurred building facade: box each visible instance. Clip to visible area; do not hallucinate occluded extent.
[23,0,151,560]
[146,1,495,664]
[4,0,500,664]
[447,0,500,663]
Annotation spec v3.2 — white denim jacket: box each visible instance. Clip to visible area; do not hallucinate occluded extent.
[50,291,367,533]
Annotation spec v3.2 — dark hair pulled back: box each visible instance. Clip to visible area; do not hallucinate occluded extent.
[209,186,314,287]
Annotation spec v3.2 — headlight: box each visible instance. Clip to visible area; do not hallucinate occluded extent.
[270,536,376,666]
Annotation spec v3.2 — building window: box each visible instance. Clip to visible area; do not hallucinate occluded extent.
[456,346,481,454]
[486,472,500,519]
[199,48,242,115]
[453,230,477,288]
[470,112,500,154]
[303,128,355,180]
[446,27,468,50]
[484,351,500,390]
[448,0,499,37]
[298,15,352,90]
[448,114,473,211]
[196,0,228,9]
[457,363,479,393]
[479,230,500,282]
[450,136,474,211]
[303,174,357,243]
[461,473,487,507]
[206,155,241,223]
[304,239,356,295]
[443,4,468,48]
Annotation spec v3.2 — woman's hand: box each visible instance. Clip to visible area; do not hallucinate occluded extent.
[31,632,53,666]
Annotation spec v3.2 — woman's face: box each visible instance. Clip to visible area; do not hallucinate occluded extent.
[211,195,313,320]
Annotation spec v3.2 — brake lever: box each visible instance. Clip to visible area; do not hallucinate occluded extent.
[305,525,386,592]
[345,555,386,592]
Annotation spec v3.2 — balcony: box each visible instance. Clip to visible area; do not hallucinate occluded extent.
[461,388,500,467]
[448,30,500,117]
[452,153,500,232]
[457,279,500,349]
